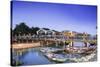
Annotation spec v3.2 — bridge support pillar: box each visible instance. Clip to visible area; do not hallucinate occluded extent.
[56,41,58,47]
[47,41,49,46]
[84,42,88,47]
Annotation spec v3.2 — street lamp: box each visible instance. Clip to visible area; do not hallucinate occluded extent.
[83,32,88,47]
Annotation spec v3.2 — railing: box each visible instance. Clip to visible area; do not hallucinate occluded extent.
[12,34,96,42]
[13,35,66,40]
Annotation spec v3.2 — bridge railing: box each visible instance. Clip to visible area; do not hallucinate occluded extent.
[12,34,95,42]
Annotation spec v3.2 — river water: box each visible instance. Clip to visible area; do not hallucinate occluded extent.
[11,42,96,66]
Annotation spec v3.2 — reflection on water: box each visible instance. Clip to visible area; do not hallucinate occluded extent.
[22,48,54,65]
[12,47,83,65]
[12,42,96,66]
[73,42,90,47]
[12,48,55,65]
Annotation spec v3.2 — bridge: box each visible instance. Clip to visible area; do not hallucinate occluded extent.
[12,34,96,48]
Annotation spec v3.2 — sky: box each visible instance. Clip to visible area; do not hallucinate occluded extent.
[11,1,97,35]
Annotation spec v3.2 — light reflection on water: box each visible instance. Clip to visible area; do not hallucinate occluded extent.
[12,47,82,65]
[21,48,54,65]
[12,48,55,65]
[12,42,94,65]
[73,42,90,47]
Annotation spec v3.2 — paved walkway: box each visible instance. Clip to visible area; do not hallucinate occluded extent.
[11,42,40,49]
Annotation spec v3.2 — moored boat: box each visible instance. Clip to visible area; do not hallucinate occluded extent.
[45,53,67,63]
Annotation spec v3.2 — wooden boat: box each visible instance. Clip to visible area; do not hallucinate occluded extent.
[45,53,67,63]
[52,58,67,63]
[40,47,64,53]
[65,46,96,54]
[40,48,47,53]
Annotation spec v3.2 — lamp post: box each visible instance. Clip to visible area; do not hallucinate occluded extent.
[70,31,74,47]
[83,32,88,47]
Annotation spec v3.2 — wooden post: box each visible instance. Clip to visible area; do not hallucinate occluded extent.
[71,41,74,47]
[84,42,87,47]
[47,41,48,46]
[64,41,66,48]
[83,32,88,47]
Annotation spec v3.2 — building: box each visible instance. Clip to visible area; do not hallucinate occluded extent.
[37,28,55,35]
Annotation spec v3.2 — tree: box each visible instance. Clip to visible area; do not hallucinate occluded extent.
[13,22,59,35]
[30,27,40,35]
[13,22,30,35]
[42,28,50,30]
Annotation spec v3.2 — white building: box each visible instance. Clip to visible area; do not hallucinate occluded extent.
[37,28,55,35]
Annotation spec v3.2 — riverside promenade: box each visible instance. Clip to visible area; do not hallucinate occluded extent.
[12,42,41,49]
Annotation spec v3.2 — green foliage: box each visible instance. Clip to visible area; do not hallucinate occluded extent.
[89,40,97,45]
[13,22,40,35]
[65,40,71,45]
[30,27,40,35]
[13,22,30,35]
[12,22,59,36]
[42,28,50,30]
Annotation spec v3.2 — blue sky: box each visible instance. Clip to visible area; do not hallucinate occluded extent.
[11,1,97,35]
